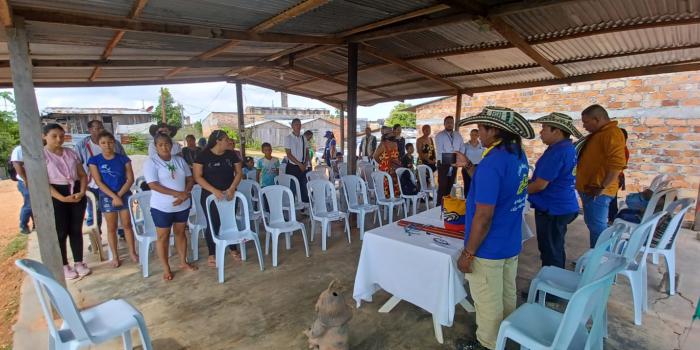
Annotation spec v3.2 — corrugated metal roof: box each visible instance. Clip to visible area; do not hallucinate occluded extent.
[440,47,536,72]
[43,107,151,115]
[476,66,553,86]
[559,47,700,75]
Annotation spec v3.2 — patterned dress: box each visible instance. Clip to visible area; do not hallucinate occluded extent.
[378,146,400,198]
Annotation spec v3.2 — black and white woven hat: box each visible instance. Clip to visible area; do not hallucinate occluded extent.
[531,112,583,138]
[457,106,535,139]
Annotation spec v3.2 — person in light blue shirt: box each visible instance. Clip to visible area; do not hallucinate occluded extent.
[257,142,280,188]
[528,113,582,269]
[454,107,534,350]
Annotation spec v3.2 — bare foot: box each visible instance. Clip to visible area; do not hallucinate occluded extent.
[111,258,121,268]
[130,253,139,263]
[230,250,242,261]
[207,256,216,268]
[163,270,173,281]
[180,262,198,272]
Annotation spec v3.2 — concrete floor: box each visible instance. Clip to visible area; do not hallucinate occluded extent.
[12,210,700,350]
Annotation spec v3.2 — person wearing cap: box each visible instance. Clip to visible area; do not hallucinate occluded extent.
[435,116,463,205]
[148,122,182,157]
[454,107,533,350]
[358,126,377,160]
[528,113,581,269]
[576,104,626,247]
[285,118,310,203]
[322,131,337,167]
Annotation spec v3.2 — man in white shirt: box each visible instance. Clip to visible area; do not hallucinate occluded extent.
[461,128,484,195]
[10,145,33,234]
[434,116,464,205]
[284,118,309,203]
[75,120,126,228]
[358,127,377,159]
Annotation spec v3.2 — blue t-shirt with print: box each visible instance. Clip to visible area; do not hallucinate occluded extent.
[464,146,529,259]
[257,157,280,187]
[528,139,579,215]
[87,153,131,194]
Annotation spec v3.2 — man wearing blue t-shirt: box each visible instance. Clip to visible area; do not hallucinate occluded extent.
[455,107,534,350]
[528,113,582,269]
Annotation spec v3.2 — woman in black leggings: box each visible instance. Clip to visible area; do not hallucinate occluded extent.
[43,124,90,280]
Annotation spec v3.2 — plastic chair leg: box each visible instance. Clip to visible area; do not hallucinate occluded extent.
[344,217,351,244]
[625,272,643,325]
[134,311,154,350]
[190,229,199,262]
[252,237,264,271]
[666,251,676,295]
[376,208,382,227]
[300,226,310,258]
[321,221,328,251]
[358,213,365,240]
[310,220,316,242]
[265,232,271,255]
[240,241,248,261]
[139,240,151,278]
[272,233,279,267]
[216,244,226,283]
[285,232,292,250]
[122,330,133,350]
[387,206,393,224]
[652,253,659,265]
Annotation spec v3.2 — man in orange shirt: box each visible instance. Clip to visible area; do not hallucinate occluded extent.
[576,104,627,247]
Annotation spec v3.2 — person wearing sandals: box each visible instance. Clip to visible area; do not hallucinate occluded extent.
[143,133,197,281]
[87,131,138,267]
[528,113,582,269]
[193,130,243,268]
[453,107,533,350]
[43,124,91,280]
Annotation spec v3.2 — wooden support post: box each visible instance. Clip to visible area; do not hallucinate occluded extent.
[347,43,358,175]
[160,87,166,123]
[694,182,699,231]
[455,92,463,125]
[339,104,345,154]
[7,17,65,286]
[235,81,246,158]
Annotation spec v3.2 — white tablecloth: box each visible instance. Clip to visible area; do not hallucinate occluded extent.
[353,207,467,327]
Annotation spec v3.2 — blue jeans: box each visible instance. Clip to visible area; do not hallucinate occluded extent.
[534,210,578,268]
[17,181,32,230]
[580,193,613,248]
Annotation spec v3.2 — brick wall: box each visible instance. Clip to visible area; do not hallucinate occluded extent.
[416,72,700,223]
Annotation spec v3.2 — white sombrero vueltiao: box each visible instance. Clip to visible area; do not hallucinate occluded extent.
[531,112,583,139]
[457,106,535,139]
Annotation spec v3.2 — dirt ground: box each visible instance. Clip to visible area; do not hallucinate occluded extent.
[0,180,28,349]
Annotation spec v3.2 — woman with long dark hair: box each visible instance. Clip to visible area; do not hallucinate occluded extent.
[454,107,534,350]
[43,123,90,280]
[193,130,243,268]
[143,133,197,281]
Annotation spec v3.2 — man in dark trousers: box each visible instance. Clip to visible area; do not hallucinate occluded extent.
[284,118,310,205]
[434,116,463,205]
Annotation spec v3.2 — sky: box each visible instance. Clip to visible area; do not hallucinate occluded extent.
[0,82,438,122]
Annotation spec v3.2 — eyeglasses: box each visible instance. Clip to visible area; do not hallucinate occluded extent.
[404,224,424,236]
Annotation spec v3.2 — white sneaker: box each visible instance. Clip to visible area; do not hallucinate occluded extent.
[74,262,91,277]
[63,265,78,280]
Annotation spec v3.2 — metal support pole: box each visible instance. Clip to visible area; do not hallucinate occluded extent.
[7,17,65,286]
[455,92,463,126]
[235,81,246,158]
[339,104,345,154]
[347,43,358,175]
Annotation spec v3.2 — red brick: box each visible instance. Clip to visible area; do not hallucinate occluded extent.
[670,90,689,99]
[662,99,680,106]
[673,127,690,133]
[642,117,665,126]
[665,119,688,126]
[680,98,700,106]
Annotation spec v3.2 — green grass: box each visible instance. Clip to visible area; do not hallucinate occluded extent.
[2,234,27,259]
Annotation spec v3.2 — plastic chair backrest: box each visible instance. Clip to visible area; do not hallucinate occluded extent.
[648,174,670,192]
[371,171,394,201]
[260,185,296,225]
[338,162,348,177]
[552,258,627,348]
[655,198,694,250]
[307,179,337,216]
[395,167,416,197]
[84,191,98,230]
[416,165,435,190]
[341,175,369,208]
[359,163,375,189]
[314,165,331,178]
[641,188,677,223]
[134,176,146,193]
[593,222,627,250]
[276,173,303,206]
[15,259,92,343]
[306,170,326,182]
[578,234,621,288]
[205,192,251,240]
[129,191,156,238]
[279,162,287,175]
[623,211,665,265]
[237,180,261,214]
[189,185,207,226]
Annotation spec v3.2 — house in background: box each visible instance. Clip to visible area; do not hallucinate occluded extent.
[41,107,152,135]
[247,118,339,150]
[202,106,333,136]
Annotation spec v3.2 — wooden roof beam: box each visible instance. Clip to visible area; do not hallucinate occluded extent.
[90,0,150,81]
[237,78,344,108]
[9,59,279,68]
[288,65,391,98]
[165,0,330,79]
[360,43,461,91]
[0,0,12,27]
[12,6,343,44]
[347,12,478,42]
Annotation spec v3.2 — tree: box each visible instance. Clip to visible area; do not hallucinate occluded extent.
[0,92,19,166]
[151,87,184,128]
[385,103,416,128]
[194,121,203,135]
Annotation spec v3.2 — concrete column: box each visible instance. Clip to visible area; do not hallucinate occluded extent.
[235,81,246,158]
[346,43,358,175]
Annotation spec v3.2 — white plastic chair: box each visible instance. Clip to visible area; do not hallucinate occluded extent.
[259,185,310,267]
[314,164,331,179]
[416,164,437,208]
[614,188,677,232]
[133,175,146,193]
[307,179,350,251]
[306,170,327,182]
[337,162,348,178]
[15,259,153,350]
[205,192,264,283]
[187,185,207,262]
[275,173,309,214]
[83,191,106,261]
[580,211,665,326]
[395,167,428,216]
[279,162,287,175]
[496,257,627,350]
[359,162,376,203]
[371,171,405,223]
[647,198,694,295]
[128,191,158,278]
[237,179,265,234]
[341,175,381,240]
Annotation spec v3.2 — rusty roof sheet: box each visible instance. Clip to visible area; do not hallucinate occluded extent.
[1,0,700,105]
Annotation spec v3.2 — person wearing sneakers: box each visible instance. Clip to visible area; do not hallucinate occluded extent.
[453,107,534,350]
[528,113,582,269]
[43,123,91,280]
